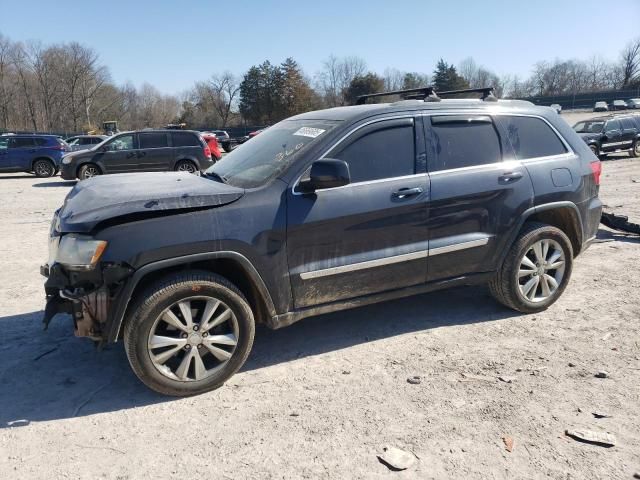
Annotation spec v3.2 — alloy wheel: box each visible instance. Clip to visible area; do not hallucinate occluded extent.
[147,296,239,382]
[83,166,99,179]
[517,239,566,303]
[35,161,53,177]
[177,162,196,173]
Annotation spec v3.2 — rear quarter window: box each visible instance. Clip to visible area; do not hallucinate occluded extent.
[498,116,567,160]
[172,132,200,147]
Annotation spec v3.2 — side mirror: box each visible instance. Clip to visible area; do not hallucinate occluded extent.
[299,158,350,193]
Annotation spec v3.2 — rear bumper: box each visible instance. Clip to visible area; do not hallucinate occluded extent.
[579,196,603,253]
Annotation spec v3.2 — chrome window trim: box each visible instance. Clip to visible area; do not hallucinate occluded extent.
[291,110,575,194]
[291,114,418,195]
[300,236,490,280]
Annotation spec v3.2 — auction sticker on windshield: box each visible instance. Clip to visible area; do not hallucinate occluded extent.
[293,127,326,138]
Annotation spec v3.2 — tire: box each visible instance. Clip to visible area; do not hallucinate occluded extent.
[33,159,55,178]
[175,160,198,174]
[589,144,599,157]
[631,140,640,158]
[489,222,573,314]
[124,271,255,396]
[79,163,101,180]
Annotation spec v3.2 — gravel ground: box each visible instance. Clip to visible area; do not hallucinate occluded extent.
[0,155,639,479]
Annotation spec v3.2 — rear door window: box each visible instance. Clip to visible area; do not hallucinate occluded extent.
[172,132,200,147]
[139,132,169,149]
[330,119,415,183]
[427,115,501,171]
[10,137,36,148]
[498,116,567,160]
[605,120,621,132]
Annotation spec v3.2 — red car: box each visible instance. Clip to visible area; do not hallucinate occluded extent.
[200,133,222,161]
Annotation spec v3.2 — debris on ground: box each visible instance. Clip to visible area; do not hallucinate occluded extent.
[502,436,514,452]
[565,429,616,447]
[377,446,417,471]
[498,376,514,383]
[595,371,610,379]
[407,376,421,385]
[592,411,612,419]
[600,212,640,235]
[568,362,576,367]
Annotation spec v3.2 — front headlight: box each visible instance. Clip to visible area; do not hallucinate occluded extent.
[56,234,107,270]
[62,156,72,164]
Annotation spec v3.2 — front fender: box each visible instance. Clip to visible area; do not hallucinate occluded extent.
[106,250,276,343]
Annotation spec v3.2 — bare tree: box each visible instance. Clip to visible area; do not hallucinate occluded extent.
[209,72,240,127]
[620,38,640,87]
[316,55,367,106]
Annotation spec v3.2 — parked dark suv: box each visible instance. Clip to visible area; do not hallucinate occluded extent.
[60,129,213,180]
[41,87,602,396]
[573,114,640,158]
[0,134,70,177]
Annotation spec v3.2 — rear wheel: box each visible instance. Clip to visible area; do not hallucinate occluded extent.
[79,163,101,180]
[631,140,639,158]
[489,222,573,313]
[124,271,255,396]
[33,159,55,178]
[175,160,197,174]
[589,144,599,157]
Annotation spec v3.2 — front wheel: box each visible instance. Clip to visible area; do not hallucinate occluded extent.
[175,160,198,174]
[589,145,599,157]
[124,271,255,396]
[489,222,573,313]
[33,159,56,178]
[79,163,101,180]
[631,140,639,158]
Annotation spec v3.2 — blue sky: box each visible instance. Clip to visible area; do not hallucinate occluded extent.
[1,0,638,94]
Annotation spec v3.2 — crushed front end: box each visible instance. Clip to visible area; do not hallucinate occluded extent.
[41,210,133,343]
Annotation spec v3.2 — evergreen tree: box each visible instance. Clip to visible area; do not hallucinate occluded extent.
[344,73,385,104]
[432,59,470,91]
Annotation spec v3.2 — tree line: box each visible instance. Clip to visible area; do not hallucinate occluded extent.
[1,31,638,134]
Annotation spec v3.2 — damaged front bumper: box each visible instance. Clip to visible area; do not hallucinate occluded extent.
[41,261,133,342]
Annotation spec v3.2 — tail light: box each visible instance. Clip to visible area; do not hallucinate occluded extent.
[590,161,601,186]
[204,144,211,159]
[51,144,65,151]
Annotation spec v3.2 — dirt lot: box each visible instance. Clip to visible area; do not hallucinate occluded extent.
[0,154,639,479]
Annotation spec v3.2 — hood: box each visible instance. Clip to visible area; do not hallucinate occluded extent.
[578,132,600,142]
[58,172,244,233]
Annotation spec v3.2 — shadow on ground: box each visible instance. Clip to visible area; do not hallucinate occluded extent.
[595,227,640,244]
[0,286,515,427]
[0,175,35,180]
[32,180,76,188]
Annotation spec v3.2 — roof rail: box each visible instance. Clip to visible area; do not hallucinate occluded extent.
[355,86,496,105]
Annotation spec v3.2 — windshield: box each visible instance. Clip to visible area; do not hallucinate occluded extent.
[205,119,339,188]
[573,121,604,134]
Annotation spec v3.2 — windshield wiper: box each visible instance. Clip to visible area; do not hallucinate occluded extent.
[204,171,228,184]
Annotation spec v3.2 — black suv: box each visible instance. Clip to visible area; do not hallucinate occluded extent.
[573,114,640,158]
[60,129,213,180]
[42,87,602,396]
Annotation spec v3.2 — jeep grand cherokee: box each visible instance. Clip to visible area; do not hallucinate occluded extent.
[41,87,602,396]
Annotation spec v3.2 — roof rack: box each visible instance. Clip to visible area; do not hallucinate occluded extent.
[438,87,497,101]
[355,86,496,105]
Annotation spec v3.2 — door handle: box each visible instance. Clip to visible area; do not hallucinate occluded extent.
[137,151,146,158]
[498,171,523,183]
[126,152,136,159]
[392,187,423,199]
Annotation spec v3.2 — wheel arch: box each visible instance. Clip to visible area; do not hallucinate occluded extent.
[108,251,276,343]
[498,202,583,269]
[30,156,55,170]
